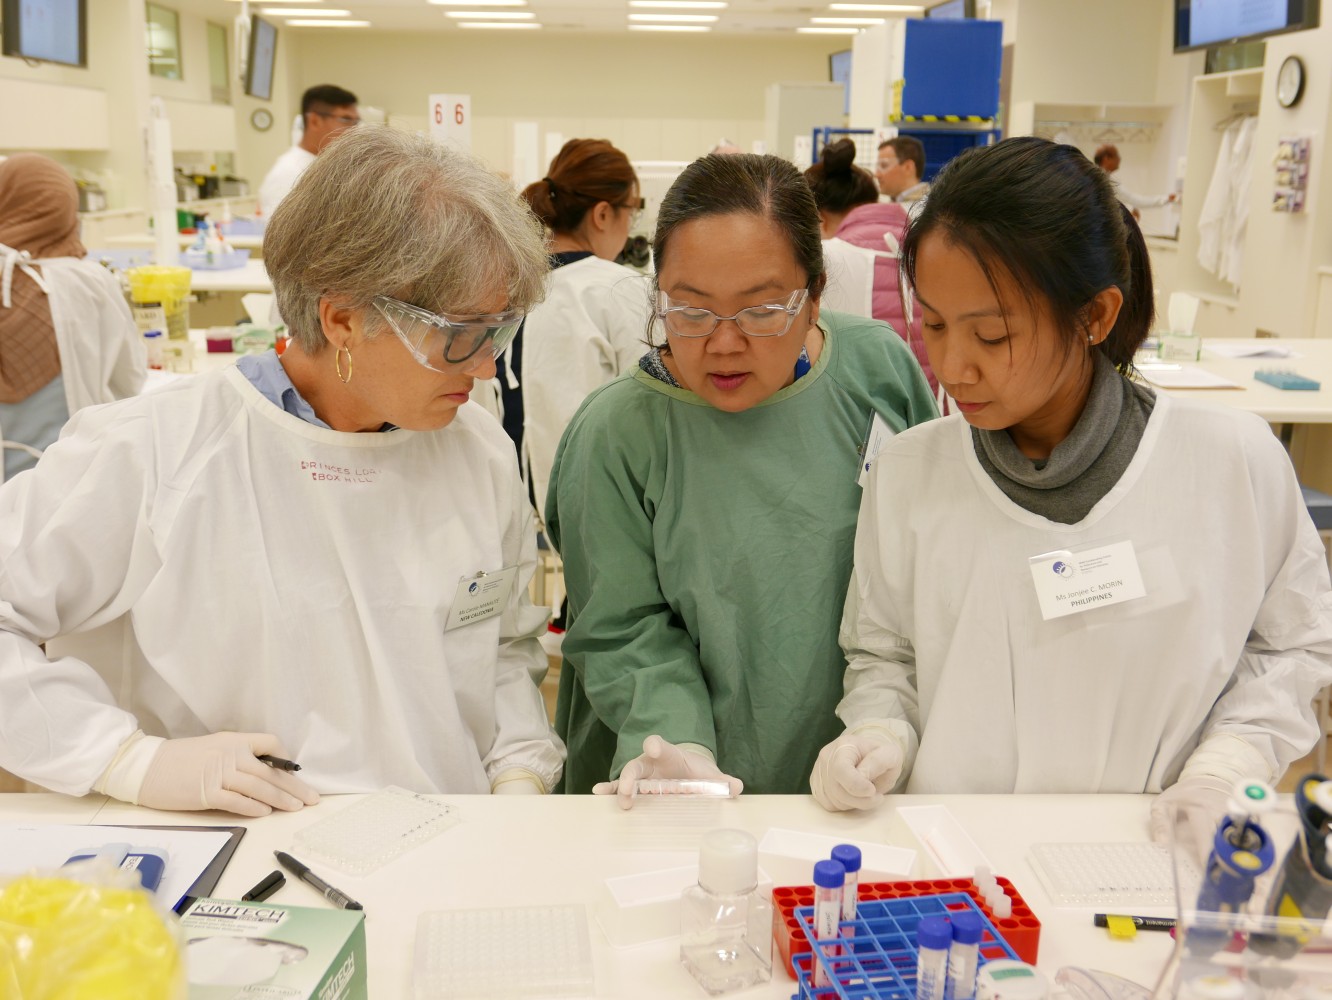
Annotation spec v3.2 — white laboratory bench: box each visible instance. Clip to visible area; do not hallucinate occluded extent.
[105,232,265,252]
[0,791,1187,998]
[1155,338,1332,424]
[187,258,272,294]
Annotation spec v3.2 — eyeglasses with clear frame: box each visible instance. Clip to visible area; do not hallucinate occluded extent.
[373,295,525,371]
[654,288,810,339]
[620,197,646,228]
[314,111,361,127]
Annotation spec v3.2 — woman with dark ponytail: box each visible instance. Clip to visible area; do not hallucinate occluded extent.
[804,140,935,394]
[812,138,1332,852]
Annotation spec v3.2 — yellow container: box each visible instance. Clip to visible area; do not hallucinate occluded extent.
[126,266,192,341]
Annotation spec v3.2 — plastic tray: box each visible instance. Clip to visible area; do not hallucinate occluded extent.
[773,877,1040,980]
[292,786,458,876]
[181,248,251,271]
[790,892,1020,999]
[1029,842,1200,908]
[414,904,594,999]
[1255,369,1321,390]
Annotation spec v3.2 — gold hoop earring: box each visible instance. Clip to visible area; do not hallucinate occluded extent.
[335,345,353,384]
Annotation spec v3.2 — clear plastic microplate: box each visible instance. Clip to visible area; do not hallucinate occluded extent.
[1029,842,1202,908]
[413,904,595,1000]
[292,786,459,876]
[633,778,734,797]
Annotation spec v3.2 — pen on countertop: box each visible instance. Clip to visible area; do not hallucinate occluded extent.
[274,850,364,911]
[257,754,301,771]
[1094,913,1176,932]
[241,870,286,902]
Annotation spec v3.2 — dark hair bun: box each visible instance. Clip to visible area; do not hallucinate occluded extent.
[820,138,858,177]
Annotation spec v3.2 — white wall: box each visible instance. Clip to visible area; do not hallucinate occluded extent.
[286,30,846,171]
[1235,18,1332,338]
[1008,0,1163,106]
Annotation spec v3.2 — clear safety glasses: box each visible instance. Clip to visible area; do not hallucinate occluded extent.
[372,295,525,372]
[655,288,810,339]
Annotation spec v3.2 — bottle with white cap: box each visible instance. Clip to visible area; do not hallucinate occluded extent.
[680,828,772,994]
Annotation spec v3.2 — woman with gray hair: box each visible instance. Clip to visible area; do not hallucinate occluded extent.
[0,126,564,816]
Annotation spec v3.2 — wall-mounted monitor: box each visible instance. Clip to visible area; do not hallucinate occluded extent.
[1,0,87,68]
[829,49,851,116]
[926,0,976,18]
[244,14,277,101]
[1174,0,1319,52]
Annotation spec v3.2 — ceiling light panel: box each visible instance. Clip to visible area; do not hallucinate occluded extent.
[262,7,350,15]
[628,12,718,20]
[811,16,885,23]
[457,20,542,27]
[796,25,860,32]
[628,1,727,6]
[828,3,925,9]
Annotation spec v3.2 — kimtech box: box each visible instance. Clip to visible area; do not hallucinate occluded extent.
[180,897,368,1000]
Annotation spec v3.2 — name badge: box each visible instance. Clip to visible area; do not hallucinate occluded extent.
[1027,541,1147,621]
[857,412,896,487]
[446,567,517,631]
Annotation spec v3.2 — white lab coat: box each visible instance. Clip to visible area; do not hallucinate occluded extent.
[821,237,883,318]
[41,256,146,412]
[0,367,563,796]
[838,393,1332,793]
[1197,116,1258,288]
[258,145,316,217]
[521,256,652,511]
[1112,178,1170,211]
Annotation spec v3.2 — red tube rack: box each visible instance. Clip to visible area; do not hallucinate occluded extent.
[772,876,1040,980]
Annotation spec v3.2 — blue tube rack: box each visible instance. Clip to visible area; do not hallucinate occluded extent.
[790,892,1020,999]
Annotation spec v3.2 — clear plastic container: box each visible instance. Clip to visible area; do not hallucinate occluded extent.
[126,266,191,341]
[1160,775,1332,999]
[680,829,772,995]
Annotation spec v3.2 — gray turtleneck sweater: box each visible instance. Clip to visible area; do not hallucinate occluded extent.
[972,353,1156,524]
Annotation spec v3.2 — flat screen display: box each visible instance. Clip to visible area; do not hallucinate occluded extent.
[926,0,975,18]
[829,49,851,116]
[1,0,87,67]
[245,15,277,101]
[1174,0,1319,51]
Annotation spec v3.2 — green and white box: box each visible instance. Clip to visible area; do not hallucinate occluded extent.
[181,897,368,1000]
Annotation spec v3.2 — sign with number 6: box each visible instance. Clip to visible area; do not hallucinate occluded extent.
[428,93,472,153]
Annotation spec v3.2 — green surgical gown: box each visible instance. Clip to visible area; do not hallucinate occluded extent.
[546,311,938,794]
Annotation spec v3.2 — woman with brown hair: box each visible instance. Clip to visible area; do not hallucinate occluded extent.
[510,138,652,512]
[0,154,144,479]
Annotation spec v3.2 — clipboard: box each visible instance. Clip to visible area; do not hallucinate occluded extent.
[101,824,247,914]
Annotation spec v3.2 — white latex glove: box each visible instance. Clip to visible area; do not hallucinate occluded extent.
[1149,734,1274,868]
[491,769,546,795]
[810,726,905,812]
[137,732,320,818]
[593,735,743,810]
[1149,773,1235,868]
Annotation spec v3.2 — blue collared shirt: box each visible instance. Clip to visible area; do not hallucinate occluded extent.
[236,351,331,428]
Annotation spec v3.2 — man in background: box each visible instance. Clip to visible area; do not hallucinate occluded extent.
[258,84,360,217]
[875,137,930,205]
[1094,143,1177,221]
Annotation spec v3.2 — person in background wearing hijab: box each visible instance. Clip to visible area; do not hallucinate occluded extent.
[0,154,145,480]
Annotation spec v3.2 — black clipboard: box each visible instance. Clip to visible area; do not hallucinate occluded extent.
[102,824,246,914]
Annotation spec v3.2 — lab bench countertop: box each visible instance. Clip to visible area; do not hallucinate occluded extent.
[1157,337,1332,424]
[0,791,1185,998]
